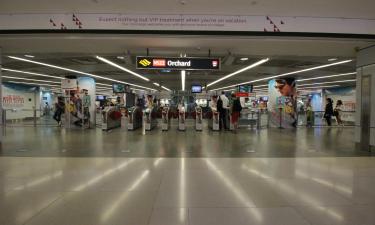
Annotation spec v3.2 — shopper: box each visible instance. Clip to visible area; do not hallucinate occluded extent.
[53,97,65,126]
[43,102,50,116]
[324,98,334,126]
[218,91,229,130]
[231,94,242,133]
[334,100,344,126]
[306,100,313,127]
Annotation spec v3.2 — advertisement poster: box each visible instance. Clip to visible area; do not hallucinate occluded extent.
[268,78,297,128]
[2,83,40,120]
[324,87,356,123]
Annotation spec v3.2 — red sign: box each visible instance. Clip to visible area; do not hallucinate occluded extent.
[235,92,249,97]
[212,60,218,67]
[153,59,166,67]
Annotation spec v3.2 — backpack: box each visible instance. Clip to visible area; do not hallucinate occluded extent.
[233,100,242,112]
[217,97,223,111]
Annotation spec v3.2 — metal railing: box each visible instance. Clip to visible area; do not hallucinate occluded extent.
[2,108,59,127]
[238,109,269,129]
[297,110,356,127]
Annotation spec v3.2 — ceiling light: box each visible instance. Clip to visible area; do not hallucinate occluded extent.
[8,56,156,91]
[24,54,35,58]
[96,83,112,87]
[6,81,60,87]
[207,58,269,87]
[2,76,61,84]
[181,70,186,91]
[209,59,352,91]
[298,79,356,87]
[253,84,268,88]
[161,86,172,92]
[153,82,160,87]
[117,56,125,59]
[240,57,249,61]
[328,58,337,61]
[2,68,65,80]
[297,72,356,82]
[96,56,150,81]
[130,88,146,92]
[300,85,340,89]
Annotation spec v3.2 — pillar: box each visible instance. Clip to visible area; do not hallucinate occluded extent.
[268,77,297,128]
[77,77,96,126]
[356,46,375,151]
[0,47,2,143]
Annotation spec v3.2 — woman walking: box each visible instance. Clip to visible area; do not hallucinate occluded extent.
[324,98,334,126]
[231,94,242,133]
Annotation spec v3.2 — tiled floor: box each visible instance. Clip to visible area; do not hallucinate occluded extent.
[1,126,372,157]
[1,157,375,225]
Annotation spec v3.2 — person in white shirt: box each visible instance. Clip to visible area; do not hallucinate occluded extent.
[334,100,344,126]
[218,91,229,130]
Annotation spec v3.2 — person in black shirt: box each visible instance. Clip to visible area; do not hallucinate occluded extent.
[324,98,334,126]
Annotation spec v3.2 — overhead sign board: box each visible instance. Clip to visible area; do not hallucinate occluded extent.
[136,56,220,70]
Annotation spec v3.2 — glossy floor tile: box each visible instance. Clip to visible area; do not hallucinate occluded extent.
[1,126,373,157]
[0,157,375,224]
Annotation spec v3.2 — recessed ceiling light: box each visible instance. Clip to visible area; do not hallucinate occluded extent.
[328,58,337,61]
[96,56,150,82]
[6,81,60,87]
[298,79,356,87]
[207,58,269,87]
[161,86,172,92]
[117,56,125,60]
[209,59,352,92]
[297,72,356,82]
[2,68,65,80]
[181,70,186,91]
[240,57,249,61]
[2,76,61,84]
[8,56,156,91]
[24,54,35,58]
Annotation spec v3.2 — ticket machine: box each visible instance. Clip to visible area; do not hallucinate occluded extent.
[195,106,203,131]
[144,107,158,131]
[161,107,170,131]
[178,110,186,131]
[127,106,142,130]
[102,106,122,131]
[208,108,220,131]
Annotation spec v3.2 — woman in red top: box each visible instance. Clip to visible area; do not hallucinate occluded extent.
[231,94,242,133]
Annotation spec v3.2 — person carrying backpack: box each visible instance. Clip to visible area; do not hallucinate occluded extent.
[231,94,242,133]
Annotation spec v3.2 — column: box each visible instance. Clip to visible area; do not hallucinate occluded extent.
[356,46,375,151]
[267,77,297,128]
[0,47,2,143]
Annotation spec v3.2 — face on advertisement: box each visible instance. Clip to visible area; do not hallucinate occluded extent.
[274,79,295,96]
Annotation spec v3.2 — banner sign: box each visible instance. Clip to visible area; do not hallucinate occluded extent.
[136,56,220,70]
[235,92,256,97]
[61,79,77,90]
[1,13,374,35]
[3,95,25,108]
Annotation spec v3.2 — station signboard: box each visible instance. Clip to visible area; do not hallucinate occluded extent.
[136,56,220,70]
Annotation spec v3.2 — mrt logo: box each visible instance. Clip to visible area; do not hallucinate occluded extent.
[153,59,166,67]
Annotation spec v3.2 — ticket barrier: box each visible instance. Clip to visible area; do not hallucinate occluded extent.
[229,112,234,131]
[195,106,203,131]
[102,106,122,131]
[127,106,142,130]
[144,107,158,131]
[208,108,220,131]
[178,111,186,131]
[161,107,170,131]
